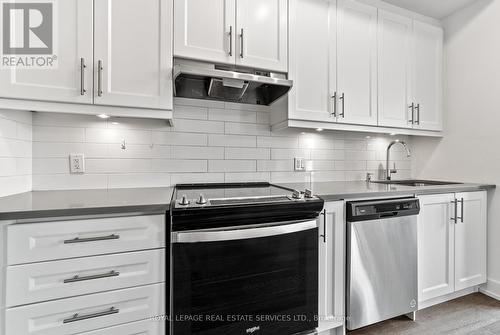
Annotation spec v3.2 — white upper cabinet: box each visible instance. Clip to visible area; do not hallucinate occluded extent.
[235,0,288,72]
[413,20,443,131]
[454,191,487,291]
[0,0,93,104]
[94,0,173,110]
[288,0,333,122]
[174,0,236,65]
[336,0,378,126]
[377,10,413,129]
[174,0,287,72]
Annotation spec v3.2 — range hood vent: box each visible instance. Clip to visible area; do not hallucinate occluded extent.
[173,59,293,106]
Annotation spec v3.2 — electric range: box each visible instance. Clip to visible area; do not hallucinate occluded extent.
[169,182,324,335]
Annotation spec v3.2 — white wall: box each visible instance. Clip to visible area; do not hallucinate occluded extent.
[31,98,412,190]
[0,110,32,197]
[411,0,500,297]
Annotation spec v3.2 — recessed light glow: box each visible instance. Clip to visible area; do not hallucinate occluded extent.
[390,133,397,136]
[111,122,119,125]
[366,136,371,139]
[301,132,307,135]
[97,114,110,119]
[316,128,323,132]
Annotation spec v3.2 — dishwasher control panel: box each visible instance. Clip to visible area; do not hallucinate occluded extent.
[347,198,420,221]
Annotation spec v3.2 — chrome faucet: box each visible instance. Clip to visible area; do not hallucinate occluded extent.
[386,140,411,180]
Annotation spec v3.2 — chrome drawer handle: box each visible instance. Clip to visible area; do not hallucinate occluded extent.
[63,307,119,324]
[63,270,120,283]
[64,234,120,244]
[229,26,233,56]
[97,60,103,97]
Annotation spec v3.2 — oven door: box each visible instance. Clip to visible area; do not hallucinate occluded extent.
[171,220,318,335]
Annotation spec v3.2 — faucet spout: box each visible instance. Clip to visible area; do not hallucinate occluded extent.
[386,140,411,180]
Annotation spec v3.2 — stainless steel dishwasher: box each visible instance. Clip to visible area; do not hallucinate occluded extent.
[346,197,420,330]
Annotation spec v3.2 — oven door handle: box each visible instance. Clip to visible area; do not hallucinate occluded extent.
[171,220,317,243]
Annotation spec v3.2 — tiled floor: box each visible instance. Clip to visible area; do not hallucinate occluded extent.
[349,293,500,335]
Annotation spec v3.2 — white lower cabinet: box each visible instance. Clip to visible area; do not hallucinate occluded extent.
[318,201,345,333]
[5,283,165,335]
[2,214,167,335]
[81,319,165,335]
[6,249,165,307]
[418,191,487,305]
[7,214,166,265]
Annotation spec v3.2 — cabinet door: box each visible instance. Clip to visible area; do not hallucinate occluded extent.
[288,0,334,122]
[377,10,413,129]
[174,0,236,65]
[455,191,487,291]
[318,201,345,332]
[236,0,288,72]
[94,0,173,110]
[0,0,93,104]
[336,0,377,126]
[413,20,443,131]
[418,193,455,302]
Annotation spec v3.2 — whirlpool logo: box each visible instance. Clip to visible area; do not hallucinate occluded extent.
[1,0,57,68]
[246,326,260,334]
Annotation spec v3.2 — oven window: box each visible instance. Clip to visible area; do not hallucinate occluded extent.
[173,227,318,335]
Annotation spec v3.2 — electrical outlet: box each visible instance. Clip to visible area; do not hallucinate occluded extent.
[294,157,305,171]
[69,154,85,174]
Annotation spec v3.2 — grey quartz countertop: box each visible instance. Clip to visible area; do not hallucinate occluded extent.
[0,187,173,220]
[278,181,496,202]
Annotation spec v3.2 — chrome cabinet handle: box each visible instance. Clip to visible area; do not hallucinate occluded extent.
[415,103,420,125]
[80,58,86,96]
[408,103,415,124]
[97,60,103,97]
[450,199,458,224]
[457,198,464,223]
[63,307,119,324]
[320,210,327,243]
[64,234,120,244]
[240,28,244,58]
[228,26,233,56]
[339,93,345,118]
[331,92,337,117]
[63,270,120,283]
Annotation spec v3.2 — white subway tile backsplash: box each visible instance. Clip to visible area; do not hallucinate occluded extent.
[173,146,224,160]
[28,101,412,190]
[34,126,85,143]
[173,105,208,120]
[0,110,32,196]
[225,148,270,160]
[171,119,224,134]
[225,122,270,136]
[209,108,256,123]
[208,134,256,147]
[171,172,225,184]
[152,159,207,173]
[209,160,257,172]
[86,159,152,174]
[153,131,207,146]
[257,136,298,148]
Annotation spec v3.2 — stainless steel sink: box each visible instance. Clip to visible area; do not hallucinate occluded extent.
[372,179,463,187]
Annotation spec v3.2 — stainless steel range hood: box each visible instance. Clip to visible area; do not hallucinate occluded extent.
[173,59,293,106]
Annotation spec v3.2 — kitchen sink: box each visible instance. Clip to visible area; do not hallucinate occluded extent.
[372,179,463,187]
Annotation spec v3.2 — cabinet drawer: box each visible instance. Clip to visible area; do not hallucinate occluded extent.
[7,215,165,265]
[6,249,165,307]
[81,319,165,335]
[5,283,165,335]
